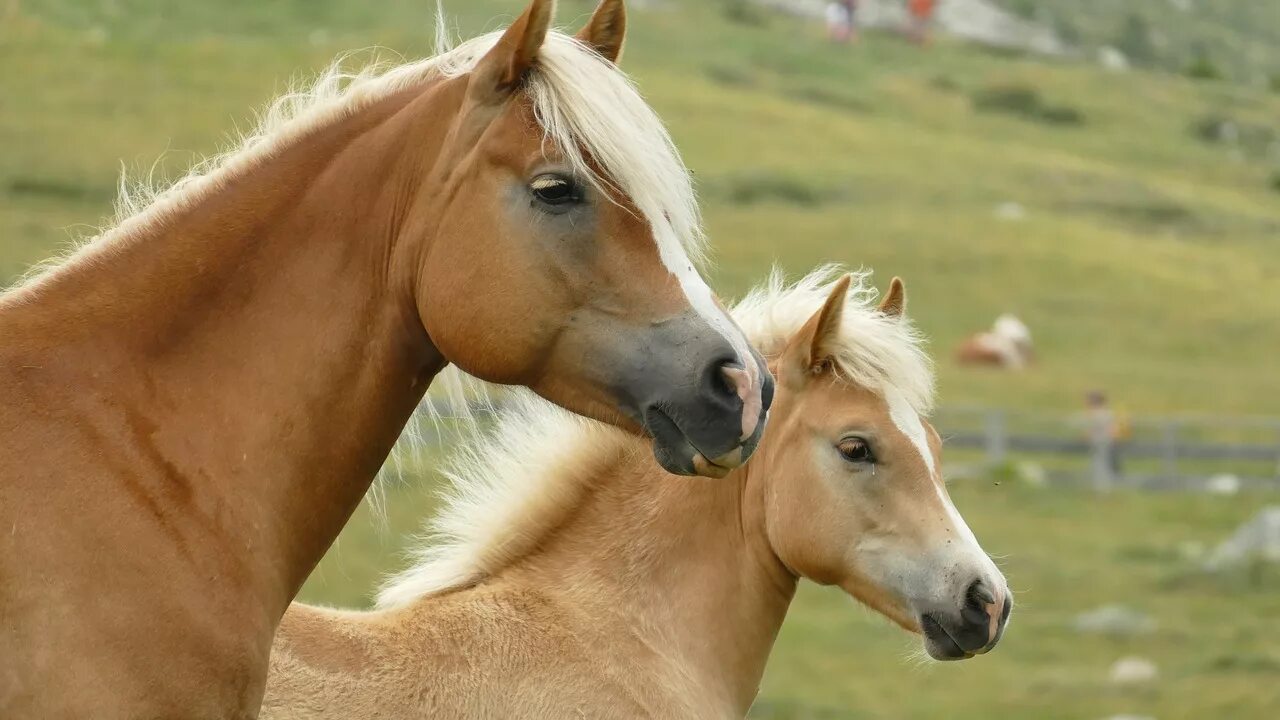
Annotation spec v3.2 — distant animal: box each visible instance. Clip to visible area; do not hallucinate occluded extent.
[955,313,1034,369]
[0,1,773,716]
[262,269,1013,719]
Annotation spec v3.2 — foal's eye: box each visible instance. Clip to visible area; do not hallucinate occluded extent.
[837,438,875,465]
[529,174,583,208]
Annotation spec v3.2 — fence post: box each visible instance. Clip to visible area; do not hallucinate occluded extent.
[1090,430,1115,493]
[985,409,1007,467]
[1161,421,1179,483]
[1274,423,1280,481]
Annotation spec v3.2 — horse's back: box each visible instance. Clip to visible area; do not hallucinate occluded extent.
[264,584,683,719]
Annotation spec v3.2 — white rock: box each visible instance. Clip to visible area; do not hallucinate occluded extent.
[1205,474,1241,496]
[1109,656,1159,685]
[1074,605,1156,637]
[994,201,1027,221]
[1206,506,1280,571]
[1014,461,1048,488]
[1098,46,1130,72]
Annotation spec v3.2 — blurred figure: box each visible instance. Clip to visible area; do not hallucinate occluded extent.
[1084,390,1126,491]
[826,0,857,44]
[955,313,1034,370]
[907,0,936,45]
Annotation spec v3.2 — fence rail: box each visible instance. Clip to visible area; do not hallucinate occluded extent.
[935,406,1280,491]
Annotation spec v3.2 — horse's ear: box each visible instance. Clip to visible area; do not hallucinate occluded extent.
[780,275,851,387]
[576,0,627,64]
[878,277,906,318]
[469,0,556,104]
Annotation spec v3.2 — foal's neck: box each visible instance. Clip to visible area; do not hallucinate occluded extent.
[508,455,798,715]
[5,82,449,614]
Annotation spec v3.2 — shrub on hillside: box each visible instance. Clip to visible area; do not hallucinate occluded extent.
[1184,50,1225,81]
[1114,13,1158,67]
[1270,171,1280,194]
[971,84,1086,126]
[719,171,836,207]
[720,0,768,27]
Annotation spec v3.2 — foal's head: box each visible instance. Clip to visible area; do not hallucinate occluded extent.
[751,275,1011,660]
[407,0,770,476]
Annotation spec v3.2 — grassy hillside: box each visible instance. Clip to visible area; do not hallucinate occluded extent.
[5,0,1278,417]
[4,2,1280,718]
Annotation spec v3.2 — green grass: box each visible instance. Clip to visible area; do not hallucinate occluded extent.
[4,1,1280,717]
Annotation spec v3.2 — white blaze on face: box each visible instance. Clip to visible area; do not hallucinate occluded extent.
[652,225,762,439]
[885,387,936,479]
[885,387,983,549]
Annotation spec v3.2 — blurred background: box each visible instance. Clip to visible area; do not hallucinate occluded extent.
[3,0,1279,717]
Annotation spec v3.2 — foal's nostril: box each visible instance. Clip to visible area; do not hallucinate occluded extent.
[965,579,995,610]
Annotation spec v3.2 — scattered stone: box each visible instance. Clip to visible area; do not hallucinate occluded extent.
[1109,656,1159,685]
[1097,46,1130,72]
[1012,461,1047,487]
[1205,507,1280,571]
[994,201,1026,221]
[1074,605,1156,637]
[1205,473,1241,496]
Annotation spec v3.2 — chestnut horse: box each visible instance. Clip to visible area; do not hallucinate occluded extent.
[263,269,1013,719]
[0,1,772,717]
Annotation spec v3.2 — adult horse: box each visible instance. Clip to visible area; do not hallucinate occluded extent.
[263,269,1013,719]
[0,1,772,716]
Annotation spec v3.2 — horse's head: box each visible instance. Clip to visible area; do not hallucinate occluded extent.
[754,275,1011,660]
[407,0,769,477]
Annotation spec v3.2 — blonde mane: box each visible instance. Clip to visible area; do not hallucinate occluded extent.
[10,16,705,289]
[376,266,936,608]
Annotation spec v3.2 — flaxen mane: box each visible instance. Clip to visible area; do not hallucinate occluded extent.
[376,266,935,608]
[15,20,704,293]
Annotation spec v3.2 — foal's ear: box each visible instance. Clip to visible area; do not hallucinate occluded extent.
[470,0,556,103]
[576,0,627,64]
[878,277,907,318]
[780,275,851,386]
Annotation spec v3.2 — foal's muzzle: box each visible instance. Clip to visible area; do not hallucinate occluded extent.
[920,579,1012,661]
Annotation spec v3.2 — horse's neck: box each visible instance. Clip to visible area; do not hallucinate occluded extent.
[508,457,798,713]
[3,83,444,613]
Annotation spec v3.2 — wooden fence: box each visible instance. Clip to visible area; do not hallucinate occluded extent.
[934,406,1280,491]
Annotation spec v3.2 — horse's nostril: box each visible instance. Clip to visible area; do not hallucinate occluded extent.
[965,579,995,610]
[711,360,740,401]
[759,368,775,412]
[714,359,753,407]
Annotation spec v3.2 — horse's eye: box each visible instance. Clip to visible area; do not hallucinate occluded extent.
[837,438,875,464]
[529,174,583,207]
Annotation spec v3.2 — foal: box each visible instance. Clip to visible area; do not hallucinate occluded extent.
[264,270,1012,719]
[0,2,770,716]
